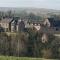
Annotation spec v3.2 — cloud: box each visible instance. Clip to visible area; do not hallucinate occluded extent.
[0,0,60,10]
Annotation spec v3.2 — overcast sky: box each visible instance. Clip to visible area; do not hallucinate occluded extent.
[0,0,60,10]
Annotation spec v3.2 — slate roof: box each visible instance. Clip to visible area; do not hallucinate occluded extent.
[11,17,20,25]
[27,20,43,25]
[48,18,60,27]
[0,18,12,23]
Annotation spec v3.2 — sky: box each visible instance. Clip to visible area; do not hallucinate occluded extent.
[0,0,60,10]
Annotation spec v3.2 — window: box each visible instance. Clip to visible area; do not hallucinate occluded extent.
[56,28,59,31]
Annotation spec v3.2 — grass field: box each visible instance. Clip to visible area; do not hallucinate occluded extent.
[0,56,59,60]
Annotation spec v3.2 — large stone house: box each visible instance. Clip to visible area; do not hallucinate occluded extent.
[0,16,43,32]
[1,17,60,33]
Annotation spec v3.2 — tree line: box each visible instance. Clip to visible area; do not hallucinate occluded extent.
[0,10,42,21]
[0,28,60,59]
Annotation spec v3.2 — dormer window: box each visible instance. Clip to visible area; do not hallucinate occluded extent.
[56,28,59,31]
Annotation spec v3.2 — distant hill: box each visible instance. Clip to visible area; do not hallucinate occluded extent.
[0,7,60,17]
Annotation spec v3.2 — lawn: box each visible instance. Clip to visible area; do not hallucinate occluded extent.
[0,56,59,60]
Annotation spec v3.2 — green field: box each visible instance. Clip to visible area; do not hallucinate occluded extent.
[0,56,59,60]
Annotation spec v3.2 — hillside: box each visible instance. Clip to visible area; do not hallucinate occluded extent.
[0,7,60,16]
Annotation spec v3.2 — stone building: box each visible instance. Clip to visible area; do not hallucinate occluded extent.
[0,18,12,32]
[25,20,43,31]
[44,18,60,31]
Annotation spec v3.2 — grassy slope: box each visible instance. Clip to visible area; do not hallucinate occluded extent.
[0,56,59,60]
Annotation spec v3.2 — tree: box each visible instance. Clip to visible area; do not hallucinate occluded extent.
[27,13,42,21]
